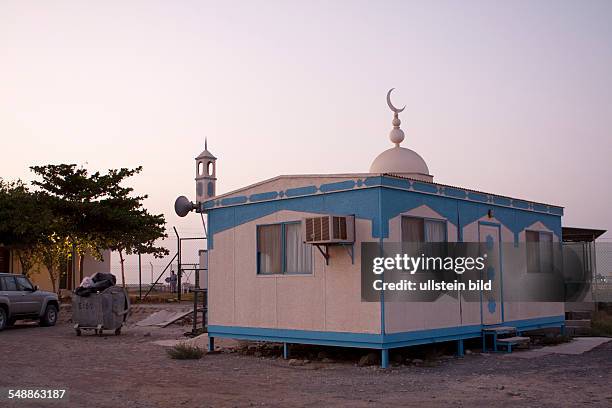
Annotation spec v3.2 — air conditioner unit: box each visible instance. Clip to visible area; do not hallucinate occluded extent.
[302,215,355,244]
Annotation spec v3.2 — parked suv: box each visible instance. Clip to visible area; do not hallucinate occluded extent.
[0,273,59,331]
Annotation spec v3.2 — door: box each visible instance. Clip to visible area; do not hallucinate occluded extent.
[15,276,42,315]
[479,223,503,325]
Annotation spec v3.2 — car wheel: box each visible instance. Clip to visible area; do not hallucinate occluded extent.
[0,308,7,331]
[40,304,58,327]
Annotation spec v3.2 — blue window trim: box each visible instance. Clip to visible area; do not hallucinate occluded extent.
[256,221,313,275]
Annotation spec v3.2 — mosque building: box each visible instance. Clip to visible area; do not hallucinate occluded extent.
[181,90,566,367]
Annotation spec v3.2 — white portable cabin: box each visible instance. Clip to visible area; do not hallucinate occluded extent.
[194,94,565,367]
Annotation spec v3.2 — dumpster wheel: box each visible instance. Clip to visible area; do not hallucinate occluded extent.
[115,327,121,336]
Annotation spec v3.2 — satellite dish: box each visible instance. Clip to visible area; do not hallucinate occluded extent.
[175,196,195,217]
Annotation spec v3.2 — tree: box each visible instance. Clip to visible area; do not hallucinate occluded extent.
[30,164,168,287]
[97,195,169,287]
[35,234,72,293]
[0,179,57,278]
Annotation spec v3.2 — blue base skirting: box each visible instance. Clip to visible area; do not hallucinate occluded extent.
[208,315,565,351]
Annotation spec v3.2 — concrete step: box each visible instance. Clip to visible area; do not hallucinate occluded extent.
[482,326,517,334]
[496,336,530,345]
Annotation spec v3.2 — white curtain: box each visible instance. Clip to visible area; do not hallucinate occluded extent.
[285,223,312,274]
[425,220,446,242]
[257,225,282,274]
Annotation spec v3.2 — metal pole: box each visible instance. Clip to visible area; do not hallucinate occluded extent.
[193,265,199,335]
[138,253,142,300]
[174,227,181,301]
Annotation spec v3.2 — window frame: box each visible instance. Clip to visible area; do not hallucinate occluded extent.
[400,215,449,243]
[256,221,313,275]
[526,230,554,273]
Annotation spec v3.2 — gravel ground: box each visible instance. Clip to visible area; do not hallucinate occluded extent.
[1,319,612,408]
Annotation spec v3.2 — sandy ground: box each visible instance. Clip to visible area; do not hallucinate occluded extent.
[1,317,612,408]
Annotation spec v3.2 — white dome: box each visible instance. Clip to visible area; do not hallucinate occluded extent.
[370,146,433,181]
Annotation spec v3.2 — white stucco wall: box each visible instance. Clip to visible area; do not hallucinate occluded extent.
[208,210,381,334]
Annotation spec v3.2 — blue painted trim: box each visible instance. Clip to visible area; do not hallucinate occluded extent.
[412,181,438,194]
[221,196,248,206]
[444,187,466,199]
[250,191,279,202]
[364,176,383,187]
[208,316,564,351]
[492,196,511,206]
[382,324,483,348]
[208,325,384,348]
[319,180,356,192]
[468,192,488,202]
[285,185,318,197]
[549,206,564,216]
[205,186,563,250]
[381,177,411,189]
[532,203,549,213]
[512,199,529,209]
[201,175,564,218]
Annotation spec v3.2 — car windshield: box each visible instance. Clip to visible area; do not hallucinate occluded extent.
[15,276,33,291]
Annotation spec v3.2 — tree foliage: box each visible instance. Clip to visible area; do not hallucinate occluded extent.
[0,164,168,290]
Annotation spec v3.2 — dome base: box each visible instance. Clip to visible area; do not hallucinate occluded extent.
[369,146,432,181]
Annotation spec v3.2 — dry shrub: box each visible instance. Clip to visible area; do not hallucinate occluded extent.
[591,311,612,337]
[167,342,205,360]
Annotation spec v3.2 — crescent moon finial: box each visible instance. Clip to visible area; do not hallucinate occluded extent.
[386,88,406,146]
[386,88,405,113]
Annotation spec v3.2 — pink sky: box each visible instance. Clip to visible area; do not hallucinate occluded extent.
[1,1,611,282]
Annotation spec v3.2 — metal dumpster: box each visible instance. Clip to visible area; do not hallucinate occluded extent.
[72,286,130,336]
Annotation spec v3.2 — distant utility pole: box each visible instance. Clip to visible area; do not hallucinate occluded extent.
[138,253,142,300]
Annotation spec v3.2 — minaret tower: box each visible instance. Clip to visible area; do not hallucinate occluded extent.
[195,138,217,203]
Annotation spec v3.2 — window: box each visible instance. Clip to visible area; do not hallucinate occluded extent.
[257,222,312,275]
[401,216,447,242]
[15,276,33,291]
[526,230,553,273]
[0,276,17,291]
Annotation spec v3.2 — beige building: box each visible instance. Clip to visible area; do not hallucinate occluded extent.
[0,247,111,292]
